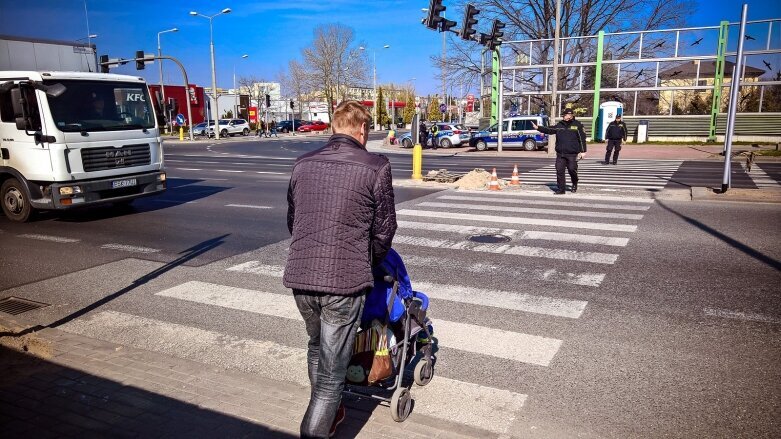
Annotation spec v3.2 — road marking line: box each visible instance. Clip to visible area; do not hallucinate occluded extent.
[454,190,654,203]
[17,234,79,243]
[393,235,619,264]
[741,163,781,189]
[224,263,595,313]
[397,209,638,232]
[216,169,245,173]
[225,204,273,209]
[60,310,526,434]
[703,307,781,324]
[156,281,564,365]
[149,199,199,204]
[519,230,629,247]
[256,171,288,175]
[397,220,519,236]
[418,201,644,220]
[173,168,202,171]
[100,244,161,253]
[438,195,650,211]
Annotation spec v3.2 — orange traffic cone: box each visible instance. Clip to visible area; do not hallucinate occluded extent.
[510,164,521,185]
[488,168,501,191]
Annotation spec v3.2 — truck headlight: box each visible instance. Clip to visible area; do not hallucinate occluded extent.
[59,186,82,195]
[157,172,166,182]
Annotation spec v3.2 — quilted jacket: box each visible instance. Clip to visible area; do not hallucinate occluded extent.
[283,134,397,295]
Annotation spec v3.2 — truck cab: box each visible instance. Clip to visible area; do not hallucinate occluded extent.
[0,71,166,222]
[469,115,549,151]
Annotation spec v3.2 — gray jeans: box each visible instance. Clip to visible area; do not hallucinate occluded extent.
[293,290,365,439]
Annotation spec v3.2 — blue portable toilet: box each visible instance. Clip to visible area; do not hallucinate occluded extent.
[595,101,623,141]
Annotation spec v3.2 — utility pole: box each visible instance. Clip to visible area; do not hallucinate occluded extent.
[722,4,749,193]
[548,0,561,158]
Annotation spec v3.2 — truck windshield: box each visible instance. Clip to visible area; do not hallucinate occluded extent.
[44,80,156,132]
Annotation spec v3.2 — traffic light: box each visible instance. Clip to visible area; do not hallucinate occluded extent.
[135,50,145,70]
[489,19,506,50]
[424,0,446,31]
[441,16,457,33]
[99,55,110,73]
[461,4,480,41]
[265,94,271,108]
[290,100,295,110]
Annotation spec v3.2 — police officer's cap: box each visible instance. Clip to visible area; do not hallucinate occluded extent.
[562,108,574,116]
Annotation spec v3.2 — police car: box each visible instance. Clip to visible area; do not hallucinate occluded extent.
[469,115,549,151]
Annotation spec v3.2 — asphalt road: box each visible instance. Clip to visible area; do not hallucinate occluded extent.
[1,134,779,438]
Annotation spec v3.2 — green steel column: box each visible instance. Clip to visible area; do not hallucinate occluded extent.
[590,31,605,139]
[708,21,729,141]
[491,49,499,125]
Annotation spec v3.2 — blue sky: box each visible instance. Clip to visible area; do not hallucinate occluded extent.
[1,0,779,95]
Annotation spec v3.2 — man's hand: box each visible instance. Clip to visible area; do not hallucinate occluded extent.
[578,152,586,160]
[531,121,538,130]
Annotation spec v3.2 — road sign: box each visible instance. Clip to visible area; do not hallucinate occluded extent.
[439,104,447,112]
[175,114,185,125]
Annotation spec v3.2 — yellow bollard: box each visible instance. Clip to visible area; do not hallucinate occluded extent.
[412,143,423,180]
[179,127,184,141]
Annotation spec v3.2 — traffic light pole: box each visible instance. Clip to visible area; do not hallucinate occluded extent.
[497,51,504,153]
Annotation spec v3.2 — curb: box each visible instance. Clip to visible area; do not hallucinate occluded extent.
[690,187,781,203]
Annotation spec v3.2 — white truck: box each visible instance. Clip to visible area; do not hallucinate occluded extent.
[0,71,166,222]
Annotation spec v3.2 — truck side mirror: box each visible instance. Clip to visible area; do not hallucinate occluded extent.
[10,88,32,131]
[43,83,66,98]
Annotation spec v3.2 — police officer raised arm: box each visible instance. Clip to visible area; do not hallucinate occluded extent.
[531,108,587,194]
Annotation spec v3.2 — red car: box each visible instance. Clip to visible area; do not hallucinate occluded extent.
[297,120,330,132]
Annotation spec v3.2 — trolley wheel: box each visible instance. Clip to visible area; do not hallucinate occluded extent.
[390,388,412,422]
[413,359,434,386]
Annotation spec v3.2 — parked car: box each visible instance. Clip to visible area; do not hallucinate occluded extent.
[208,118,251,137]
[276,119,307,133]
[432,123,471,148]
[192,121,215,137]
[297,120,330,132]
[469,115,549,151]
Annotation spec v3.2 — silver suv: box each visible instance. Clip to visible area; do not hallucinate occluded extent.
[209,118,251,137]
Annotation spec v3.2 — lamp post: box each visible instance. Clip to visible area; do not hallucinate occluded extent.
[157,27,178,134]
[233,54,248,119]
[190,7,232,140]
[359,44,390,130]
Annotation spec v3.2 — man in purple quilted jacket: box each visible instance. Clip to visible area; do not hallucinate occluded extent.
[284,100,397,438]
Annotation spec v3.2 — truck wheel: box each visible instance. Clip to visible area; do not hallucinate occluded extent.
[1,178,33,222]
[475,140,487,151]
[440,138,452,148]
[242,128,249,136]
[523,139,537,151]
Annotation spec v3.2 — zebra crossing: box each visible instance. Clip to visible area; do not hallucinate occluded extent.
[56,188,654,436]
[519,159,683,189]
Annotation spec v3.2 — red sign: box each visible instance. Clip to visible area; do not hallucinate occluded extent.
[248,106,258,123]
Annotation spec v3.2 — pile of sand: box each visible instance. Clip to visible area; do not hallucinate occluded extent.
[455,168,506,190]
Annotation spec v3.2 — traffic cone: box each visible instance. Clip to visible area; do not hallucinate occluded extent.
[510,164,521,186]
[488,168,501,191]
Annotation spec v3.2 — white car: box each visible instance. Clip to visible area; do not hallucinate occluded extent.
[209,118,251,137]
[433,123,471,148]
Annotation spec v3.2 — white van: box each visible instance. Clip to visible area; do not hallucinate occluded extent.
[0,71,166,222]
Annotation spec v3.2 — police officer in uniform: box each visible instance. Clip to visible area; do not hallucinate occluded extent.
[603,115,627,165]
[532,108,587,194]
[429,123,439,149]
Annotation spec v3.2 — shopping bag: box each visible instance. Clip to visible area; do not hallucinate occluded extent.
[367,328,392,384]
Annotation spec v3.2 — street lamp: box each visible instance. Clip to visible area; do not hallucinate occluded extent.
[190,7,232,140]
[234,54,248,119]
[157,27,178,134]
[75,34,98,42]
[359,44,390,130]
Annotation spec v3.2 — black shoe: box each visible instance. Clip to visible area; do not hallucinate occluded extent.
[612,162,618,165]
[572,184,578,193]
[554,190,566,195]
[602,161,610,165]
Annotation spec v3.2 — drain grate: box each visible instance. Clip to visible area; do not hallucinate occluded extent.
[0,297,49,315]
[468,234,512,244]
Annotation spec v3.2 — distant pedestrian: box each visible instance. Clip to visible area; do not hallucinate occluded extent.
[269,120,279,137]
[285,100,396,439]
[418,120,428,147]
[603,115,627,165]
[532,108,587,194]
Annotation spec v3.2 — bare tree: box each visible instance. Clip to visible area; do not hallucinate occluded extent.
[301,24,367,123]
[237,75,267,126]
[279,60,312,120]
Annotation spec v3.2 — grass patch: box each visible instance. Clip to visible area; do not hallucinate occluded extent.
[756,149,781,157]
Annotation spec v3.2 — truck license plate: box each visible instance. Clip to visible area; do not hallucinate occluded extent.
[112,178,137,189]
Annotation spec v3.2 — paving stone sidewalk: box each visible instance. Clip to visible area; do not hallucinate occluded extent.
[0,326,489,439]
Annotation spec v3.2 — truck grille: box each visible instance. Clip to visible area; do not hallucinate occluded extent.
[81,144,151,172]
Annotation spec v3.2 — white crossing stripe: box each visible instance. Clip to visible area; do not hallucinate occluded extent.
[227,259,605,293]
[742,163,781,189]
[438,195,651,211]
[397,220,520,236]
[454,190,655,204]
[398,209,638,232]
[393,235,619,264]
[216,169,245,173]
[225,204,273,209]
[412,281,587,319]
[174,168,202,171]
[418,201,644,220]
[100,243,161,253]
[703,307,781,324]
[154,281,564,365]
[519,230,629,247]
[59,310,525,434]
[256,171,288,175]
[17,234,80,243]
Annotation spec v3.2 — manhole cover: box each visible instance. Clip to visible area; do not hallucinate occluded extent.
[0,297,49,315]
[468,234,511,244]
